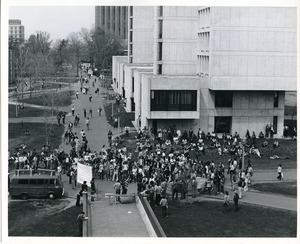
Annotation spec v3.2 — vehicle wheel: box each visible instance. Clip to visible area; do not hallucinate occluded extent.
[48,193,55,200]
[20,194,28,200]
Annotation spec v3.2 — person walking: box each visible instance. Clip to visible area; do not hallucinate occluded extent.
[98,107,102,116]
[89,94,92,102]
[160,195,168,218]
[89,108,93,118]
[86,117,90,130]
[277,164,283,180]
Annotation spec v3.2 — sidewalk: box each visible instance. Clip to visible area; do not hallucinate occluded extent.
[90,180,149,237]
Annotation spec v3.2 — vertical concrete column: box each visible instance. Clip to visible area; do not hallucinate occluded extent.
[104,6,110,34]
[95,6,100,29]
[110,6,114,34]
[120,7,125,39]
[99,7,103,29]
[153,6,160,75]
[115,7,120,36]
[83,192,88,237]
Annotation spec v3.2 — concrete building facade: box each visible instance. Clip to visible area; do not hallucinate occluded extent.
[112,6,297,137]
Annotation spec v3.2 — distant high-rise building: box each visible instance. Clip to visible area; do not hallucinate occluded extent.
[95,6,128,47]
[9,19,25,42]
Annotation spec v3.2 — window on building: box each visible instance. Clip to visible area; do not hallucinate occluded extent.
[29,179,36,185]
[274,91,279,108]
[18,179,28,184]
[158,42,163,61]
[151,90,197,111]
[129,57,133,63]
[158,20,163,39]
[158,6,163,16]
[214,117,232,133]
[130,18,133,29]
[158,64,162,74]
[215,91,233,107]
[130,6,133,16]
[129,31,133,42]
[129,44,133,55]
[273,116,278,134]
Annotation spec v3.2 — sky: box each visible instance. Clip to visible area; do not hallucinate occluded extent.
[9,6,95,41]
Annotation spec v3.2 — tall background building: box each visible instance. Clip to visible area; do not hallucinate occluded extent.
[95,6,128,48]
[9,19,24,42]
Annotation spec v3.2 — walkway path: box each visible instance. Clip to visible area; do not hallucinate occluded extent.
[58,74,148,237]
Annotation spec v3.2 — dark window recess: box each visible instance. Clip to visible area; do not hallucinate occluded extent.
[158,6,163,16]
[37,179,45,185]
[158,20,163,39]
[18,179,28,184]
[214,117,232,133]
[151,90,197,111]
[129,31,133,42]
[117,82,118,88]
[158,42,163,61]
[158,64,162,74]
[129,57,133,63]
[122,87,125,98]
[129,44,133,55]
[215,91,233,107]
[130,18,133,29]
[130,6,133,16]
[274,92,279,108]
[131,98,135,112]
[132,77,134,93]
[273,116,278,134]
[29,179,36,185]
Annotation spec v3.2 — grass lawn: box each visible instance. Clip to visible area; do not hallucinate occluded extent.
[22,90,74,107]
[196,138,297,170]
[9,104,58,118]
[152,200,297,237]
[9,122,65,153]
[250,181,297,198]
[103,102,135,127]
[8,200,82,236]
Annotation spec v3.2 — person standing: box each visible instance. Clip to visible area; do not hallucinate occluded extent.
[237,179,243,199]
[233,190,239,211]
[89,94,92,102]
[223,191,230,212]
[89,108,93,118]
[277,164,283,180]
[83,108,87,118]
[86,117,90,130]
[113,180,121,202]
[71,106,75,116]
[76,211,87,237]
[90,178,96,193]
[191,177,198,198]
[160,195,168,218]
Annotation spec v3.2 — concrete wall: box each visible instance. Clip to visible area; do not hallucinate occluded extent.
[208,7,297,91]
[160,6,198,75]
[133,68,153,125]
[112,56,127,93]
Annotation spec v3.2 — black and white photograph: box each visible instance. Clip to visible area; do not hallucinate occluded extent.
[2,0,298,242]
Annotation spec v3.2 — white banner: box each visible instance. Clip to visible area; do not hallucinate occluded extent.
[77,163,92,187]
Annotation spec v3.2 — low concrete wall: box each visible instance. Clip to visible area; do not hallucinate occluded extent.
[136,194,166,237]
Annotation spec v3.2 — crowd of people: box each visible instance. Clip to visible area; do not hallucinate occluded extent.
[10,71,295,217]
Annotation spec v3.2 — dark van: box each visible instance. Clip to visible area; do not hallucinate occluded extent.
[9,169,64,200]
